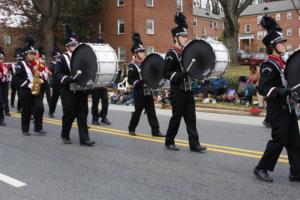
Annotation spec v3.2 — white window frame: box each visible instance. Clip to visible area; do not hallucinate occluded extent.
[176,0,183,12]
[257,31,264,40]
[287,44,292,51]
[118,18,125,34]
[276,13,281,21]
[245,24,251,33]
[99,22,103,34]
[202,27,206,36]
[147,46,155,55]
[210,20,217,29]
[146,0,154,7]
[118,47,125,62]
[117,0,125,7]
[287,28,292,37]
[257,15,262,24]
[287,12,292,20]
[146,18,154,34]
[193,17,198,27]
[4,35,11,45]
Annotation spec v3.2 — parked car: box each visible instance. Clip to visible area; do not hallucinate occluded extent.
[239,51,253,65]
[249,53,267,66]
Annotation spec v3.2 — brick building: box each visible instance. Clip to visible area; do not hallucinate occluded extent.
[239,0,300,53]
[192,8,224,40]
[94,0,194,63]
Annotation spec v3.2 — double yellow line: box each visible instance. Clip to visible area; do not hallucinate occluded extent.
[10,112,289,164]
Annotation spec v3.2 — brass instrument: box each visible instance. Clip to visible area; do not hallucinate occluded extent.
[31,60,44,96]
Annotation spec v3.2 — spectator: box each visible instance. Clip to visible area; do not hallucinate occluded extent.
[248,64,265,108]
[203,77,228,104]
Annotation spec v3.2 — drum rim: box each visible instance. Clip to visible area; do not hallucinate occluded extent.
[285,49,300,87]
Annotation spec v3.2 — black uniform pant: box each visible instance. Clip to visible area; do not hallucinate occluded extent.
[60,88,90,143]
[43,81,51,111]
[19,88,44,132]
[49,86,61,114]
[257,103,300,176]
[91,88,109,122]
[165,89,200,148]
[0,84,4,122]
[1,82,9,114]
[128,90,160,135]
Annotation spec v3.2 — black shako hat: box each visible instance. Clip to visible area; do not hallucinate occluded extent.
[14,48,23,60]
[171,12,188,37]
[64,24,78,46]
[260,15,286,49]
[131,32,145,54]
[24,32,36,54]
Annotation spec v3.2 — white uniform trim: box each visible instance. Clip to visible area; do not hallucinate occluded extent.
[21,61,33,84]
[170,72,177,81]
[133,80,139,86]
[61,75,68,84]
[267,87,276,97]
[63,52,71,72]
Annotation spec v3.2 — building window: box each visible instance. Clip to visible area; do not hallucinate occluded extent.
[257,31,263,40]
[287,44,292,51]
[287,28,292,37]
[118,47,125,61]
[287,12,292,20]
[118,18,125,34]
[4,35,11,45]
[202,27,206,36]
[146,19,154,34]
[245,24,251,33]
[147,46,154,55]
[99,23,103,34]
[146,0,154,7]
[210,20,217,29]
[257,15,262,24]
[176,0,183,12]
[276,13,280,21]
[193,17,198,26]
[117,0,125,7]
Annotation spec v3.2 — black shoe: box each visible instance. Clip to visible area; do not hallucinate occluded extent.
[152,132,165,137]
[92,120,101,125]
[253,168,273,182]
[165,144,180,151]
[101,118,111,125]
[22,131,31,136]
[129,131,136,136]
[80,140,95,146]
[190,145,207,153]
[289,175,300,182]
[0,121,6,126]
[262,120,271,128]
[5,113,11,116]
[48,113,55,118]
[62,138,72,144]
[35,130,47,135]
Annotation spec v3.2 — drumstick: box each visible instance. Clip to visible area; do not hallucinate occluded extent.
[187,58,196,72]
[291,83,300,91]
[72,70,82,80]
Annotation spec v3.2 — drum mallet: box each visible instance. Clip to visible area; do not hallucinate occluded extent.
[291,83,300,91]
[187,58,196,72]
[72,70,82,80]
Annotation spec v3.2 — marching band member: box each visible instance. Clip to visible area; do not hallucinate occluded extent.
[127,33,164,137]
[0,48,11,116]
[48,47,61,118]
[0,48,6,126]
[54,24,95,146]
[253,15,300,182]
[12,33,46,136]
[163,13,206,152]
[10,48,23,111]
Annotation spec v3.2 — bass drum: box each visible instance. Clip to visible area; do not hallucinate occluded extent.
[181,37,230,80]
[141,53,165,90]
[71,43,118,89]
[285,49,300,99]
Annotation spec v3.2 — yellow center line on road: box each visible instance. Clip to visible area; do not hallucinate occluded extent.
[10,113,289,163]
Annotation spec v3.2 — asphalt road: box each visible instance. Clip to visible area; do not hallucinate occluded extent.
[0,103,299,200]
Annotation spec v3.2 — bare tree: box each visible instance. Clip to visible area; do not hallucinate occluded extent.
[218,0,253,64]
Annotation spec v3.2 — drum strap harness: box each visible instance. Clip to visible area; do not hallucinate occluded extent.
[170,48,192,92]
[132,62,152,96]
